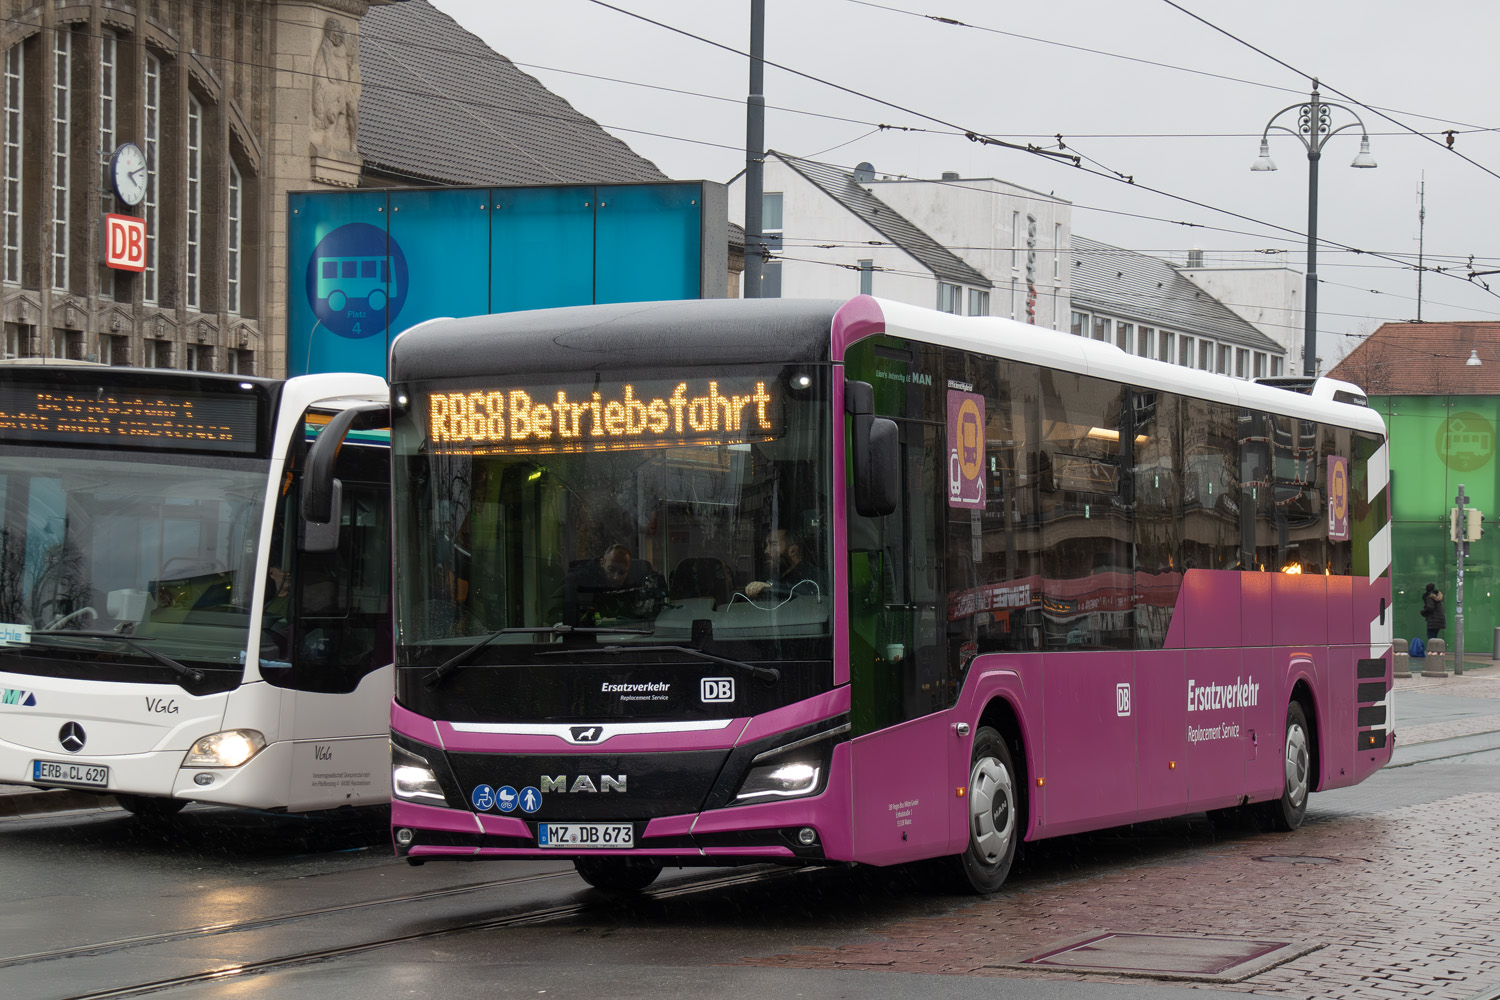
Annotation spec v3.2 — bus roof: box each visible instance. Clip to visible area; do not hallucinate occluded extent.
[389,296,1384,436]
[389,299,843,381]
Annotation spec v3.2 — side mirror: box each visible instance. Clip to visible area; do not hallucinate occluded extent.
[846,380,899,517]
[300,402,387,553]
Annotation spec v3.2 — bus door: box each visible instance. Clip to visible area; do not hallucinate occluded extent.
[276,412,392,811]
[846,344,954,865]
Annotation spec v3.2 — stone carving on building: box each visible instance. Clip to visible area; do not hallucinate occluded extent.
[311,16,359,155]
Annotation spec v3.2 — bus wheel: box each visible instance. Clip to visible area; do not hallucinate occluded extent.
[573,857,662,892]
[328,290,346,312]
[115,794,188,821]
[1260,701,1311,832]
[951,726,1018,894]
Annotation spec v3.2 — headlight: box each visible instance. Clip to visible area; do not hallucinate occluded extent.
[183,729,266,768]
[391,743,447,805]
[735,761,822,802]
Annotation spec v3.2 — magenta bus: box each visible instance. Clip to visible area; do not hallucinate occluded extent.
[386,296,1392,892]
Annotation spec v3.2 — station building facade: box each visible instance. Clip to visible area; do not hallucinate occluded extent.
[0,0,668,376]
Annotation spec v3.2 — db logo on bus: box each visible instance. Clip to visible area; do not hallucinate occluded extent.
[304,222,408,340]
[701,677,735,703]
[1116,683,1132,717]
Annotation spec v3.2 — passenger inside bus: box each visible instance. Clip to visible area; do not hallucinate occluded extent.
[555,544,665,625]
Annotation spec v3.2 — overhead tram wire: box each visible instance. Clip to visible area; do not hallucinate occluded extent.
[842,0,1500,136]
[763,154,1498,294]
[765,252,1489,331]
[1157,0,1500,185]
[33,9,1492,308]
[579,0,1080,167]
[23,0,1499,139]
[572,4,1500,306]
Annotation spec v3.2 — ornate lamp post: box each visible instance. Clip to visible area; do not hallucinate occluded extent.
[1253,79,1377,376]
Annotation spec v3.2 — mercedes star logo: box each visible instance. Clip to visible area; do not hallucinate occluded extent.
[58,722,86,753]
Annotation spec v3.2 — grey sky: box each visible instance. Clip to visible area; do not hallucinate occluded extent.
[429,0,1500,365]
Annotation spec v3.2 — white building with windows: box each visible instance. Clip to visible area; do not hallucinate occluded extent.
[1071,237,1287,379]
[730,153,1287,380]
[728,153,1004,321]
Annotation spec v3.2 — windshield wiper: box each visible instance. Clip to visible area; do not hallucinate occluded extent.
[421,624,652,690]
[542,644,780,684]
[28,630,206,683]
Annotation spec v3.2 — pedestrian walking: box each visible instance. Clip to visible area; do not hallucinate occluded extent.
[1420,582,1447,641]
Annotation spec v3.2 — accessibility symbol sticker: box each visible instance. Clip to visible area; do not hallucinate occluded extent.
[496,785,519,813]
[471,784,496,811]
[519,786,543,814]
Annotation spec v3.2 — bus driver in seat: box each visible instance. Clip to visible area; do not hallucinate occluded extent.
[745,527,823,600]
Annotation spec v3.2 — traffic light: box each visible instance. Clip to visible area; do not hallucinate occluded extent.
[1451,507,1462,542]
[1467,508,1485,542]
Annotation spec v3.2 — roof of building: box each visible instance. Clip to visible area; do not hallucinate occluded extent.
[1071,236,1281,352]
[772,152,991,288]
[358,1,667,186]
[1328,321,1500,395]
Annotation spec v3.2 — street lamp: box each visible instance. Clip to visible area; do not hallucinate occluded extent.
[1253,79,1376,377]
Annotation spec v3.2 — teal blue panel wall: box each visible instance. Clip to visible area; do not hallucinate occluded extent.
[594,183,704,304]
[389,189,491,338]
[288,181,720,378]
[491,186,595,312]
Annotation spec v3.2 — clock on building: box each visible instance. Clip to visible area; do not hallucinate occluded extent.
[109,143,148,206]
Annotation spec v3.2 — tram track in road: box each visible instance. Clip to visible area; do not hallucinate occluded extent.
[0,869,577,970]
[39,864,810,1000]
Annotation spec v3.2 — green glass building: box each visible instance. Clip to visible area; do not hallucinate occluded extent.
[1333,322,1500,657]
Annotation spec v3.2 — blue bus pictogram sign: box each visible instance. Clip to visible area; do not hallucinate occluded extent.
[304,223,408,340]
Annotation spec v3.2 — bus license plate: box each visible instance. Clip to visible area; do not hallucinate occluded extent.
[33,759,109,788]
[537,823,633,848]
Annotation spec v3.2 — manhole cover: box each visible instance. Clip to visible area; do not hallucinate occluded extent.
[1254,854,1341,865]
[1006,932,1317,982]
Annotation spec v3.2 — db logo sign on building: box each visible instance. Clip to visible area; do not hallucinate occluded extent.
[104,213,147,272]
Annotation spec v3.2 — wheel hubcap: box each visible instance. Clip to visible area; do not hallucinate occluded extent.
[1284,722,1309,809]
[969,756,1015,864]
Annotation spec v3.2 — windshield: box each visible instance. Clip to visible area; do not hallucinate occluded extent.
[0,450,268,679]
[392,365,832,667]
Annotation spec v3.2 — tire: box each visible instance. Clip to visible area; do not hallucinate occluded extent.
[115,794,188,821]
[1259,701,1311,832]
[950,725,1019,894]
[573,857,662,892]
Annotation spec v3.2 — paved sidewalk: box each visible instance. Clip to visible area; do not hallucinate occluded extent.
[736,667,1500,998]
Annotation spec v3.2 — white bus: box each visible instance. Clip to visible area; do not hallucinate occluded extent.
[0,366,392,818]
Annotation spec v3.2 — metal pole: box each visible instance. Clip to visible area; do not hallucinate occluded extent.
[742,0,766,298]
[1303,90,1321,377]
[1456,486,1467,675]
[1416,175,1426,322]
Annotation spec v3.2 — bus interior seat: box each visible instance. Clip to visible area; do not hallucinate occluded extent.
[669,557,734,607]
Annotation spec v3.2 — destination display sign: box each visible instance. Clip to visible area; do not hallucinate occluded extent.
[426,376,782,454]
[0,383,261,454]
